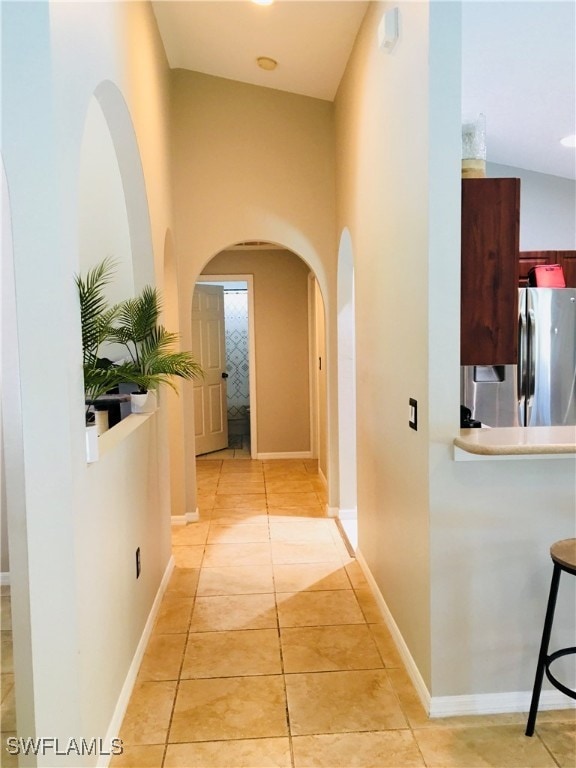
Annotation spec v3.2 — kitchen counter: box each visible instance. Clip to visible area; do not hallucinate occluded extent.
[454,426,576,461]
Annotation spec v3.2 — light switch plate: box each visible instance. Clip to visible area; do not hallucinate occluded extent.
[409,398,418,431]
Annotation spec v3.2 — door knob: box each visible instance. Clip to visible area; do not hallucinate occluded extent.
[222,372,229,379]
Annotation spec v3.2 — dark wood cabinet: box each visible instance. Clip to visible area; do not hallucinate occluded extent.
[519,250,576,287]
[461,178,520,365]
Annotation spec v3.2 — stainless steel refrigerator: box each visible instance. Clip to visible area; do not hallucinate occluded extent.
[461,288,576,427]
[519,287,576,426]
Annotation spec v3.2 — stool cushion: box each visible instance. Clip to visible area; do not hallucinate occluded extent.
[550,539,576,571]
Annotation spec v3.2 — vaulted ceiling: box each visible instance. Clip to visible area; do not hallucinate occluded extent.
[152,1,576,180]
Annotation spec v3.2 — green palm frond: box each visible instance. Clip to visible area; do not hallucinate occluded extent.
[75,258,119,366]
[110,284,203,393]
[77,260,203,413]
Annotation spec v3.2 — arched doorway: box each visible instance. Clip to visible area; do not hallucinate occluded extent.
[192,242,326,467]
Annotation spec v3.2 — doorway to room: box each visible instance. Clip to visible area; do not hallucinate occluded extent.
[194,275,256,458]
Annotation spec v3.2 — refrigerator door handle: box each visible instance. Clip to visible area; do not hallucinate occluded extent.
[527,307,536,406]
[518,310,527,424]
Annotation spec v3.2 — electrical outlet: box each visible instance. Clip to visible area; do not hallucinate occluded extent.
[136,547,141,579]
[409,398,418,431]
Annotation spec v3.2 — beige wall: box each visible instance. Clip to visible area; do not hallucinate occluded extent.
[337,0,575,707]
[335,0,435,687]
[202,249,311,455]
[2,0,175,750]
[169,71,337,512]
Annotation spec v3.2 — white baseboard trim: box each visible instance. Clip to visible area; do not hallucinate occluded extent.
[338,507,357,521]
[0,572,10,587]
[355,547,432,713]
[326,505,339,518]
[356,548,576,719]
[99,555,175,768]
[429,690,576,718]
[171,509,200,525]
[255,451,313,460]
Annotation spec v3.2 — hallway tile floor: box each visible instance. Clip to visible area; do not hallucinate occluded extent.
[109,457,576,767]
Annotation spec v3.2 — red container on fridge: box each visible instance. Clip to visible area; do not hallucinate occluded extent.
[528,264,566,288]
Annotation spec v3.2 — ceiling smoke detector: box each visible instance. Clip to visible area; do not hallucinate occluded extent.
[257,56,278,71]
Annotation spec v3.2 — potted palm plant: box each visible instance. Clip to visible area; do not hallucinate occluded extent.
[76,258,128,459]
[108,284,203,413]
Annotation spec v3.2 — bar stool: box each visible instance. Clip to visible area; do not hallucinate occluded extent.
[525,538,576,736]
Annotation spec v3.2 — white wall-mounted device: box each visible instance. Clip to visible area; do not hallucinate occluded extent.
[378,7,400,53]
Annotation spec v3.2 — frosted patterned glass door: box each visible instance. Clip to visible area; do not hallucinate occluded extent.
[191,284,228,455]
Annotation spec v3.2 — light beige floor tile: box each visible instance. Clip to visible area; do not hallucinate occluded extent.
[286,669,407,735]
[172,545,205,568]
[0,675,15,732]
[203,542,271,567]
[217,484,266,497]
[265,479,316,493]
[267,492,320,508]
[220,461,263,473]
[164,737,291,767]
[369,624,404,668]
[0,633,14,674]
[165,567,200,598]
[169,676,288,742]
[263,460,307,470]
[196,461,222,473]
[354,587,384,622]
[197,493,216,510]
[171,522,209,546]
[190,593,277,631]
[213,494,267,511]
[0,599,12,631]
[268,506,326,519]
[109,744,165,767]
[345,560,369,588]
[536,722,576,767]
[208,510,270,526]
[269,520,335,543]
[153,597,193,634]
[271,540,344,565]
[201,448,236,459]
[197,564,274,596]
[181,628,282,678]
[218,473,264,485]
[137,633,186,681]
[119,680,177,745]
[292,730,425,767]
[0,733,18,767]
[281,624,384,673]
[0,673,14,703]
[278,590,364,627]
[413,724,557,767]
[207,523,269,544]
[273,562,351,592]
[197,475,219,489]
[534,708,576,724]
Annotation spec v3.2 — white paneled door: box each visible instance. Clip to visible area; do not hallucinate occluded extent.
[191,284,229,455]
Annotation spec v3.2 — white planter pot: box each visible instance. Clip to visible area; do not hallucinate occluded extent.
[85,424,99,463]
[94,409,109,435]
[130,390,157,414]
